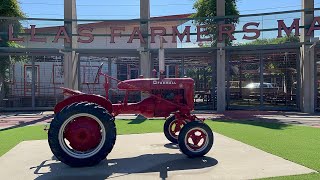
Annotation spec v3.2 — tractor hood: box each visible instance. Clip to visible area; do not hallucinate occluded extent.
[117,78,194,91]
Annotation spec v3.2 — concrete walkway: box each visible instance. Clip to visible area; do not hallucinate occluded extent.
[0,133,315,180]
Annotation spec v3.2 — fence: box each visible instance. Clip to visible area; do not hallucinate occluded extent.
[1,8,320,111]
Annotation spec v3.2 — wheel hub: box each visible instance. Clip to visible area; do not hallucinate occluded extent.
[186,129,207,151]
[64,117,102,152]
[169,120,186,138]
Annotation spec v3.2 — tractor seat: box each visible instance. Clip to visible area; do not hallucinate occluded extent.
[60,87,83,96]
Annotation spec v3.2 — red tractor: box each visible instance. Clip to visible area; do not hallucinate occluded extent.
[48,63,214,167]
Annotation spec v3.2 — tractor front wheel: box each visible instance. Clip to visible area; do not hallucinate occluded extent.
[48,102,116,167]
[178,121,214,158]
[163,115,186,144]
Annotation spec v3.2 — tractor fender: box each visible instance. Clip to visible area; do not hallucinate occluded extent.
[54,94,113,115]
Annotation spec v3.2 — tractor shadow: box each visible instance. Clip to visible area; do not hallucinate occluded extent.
[127,114,147,124]
[164,143,179,149]
[33,154,218,180]
[212,119,291,130]
[0,114,53,131]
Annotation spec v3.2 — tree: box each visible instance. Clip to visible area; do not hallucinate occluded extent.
[242,35,300,46]
[0,0,25,104]
[192,0,239,46]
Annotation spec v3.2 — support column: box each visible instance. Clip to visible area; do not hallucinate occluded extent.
[212,53,217,110]
[166,65,170,78]
[140,0,151,78]
[217,0,226,113]
[300,0,315,113]
[108,57,112,77]
[181,56,185,77]
[64,0,79,90]
[106,57,112,97]
[31,56,35,110]
[150,52,156,77]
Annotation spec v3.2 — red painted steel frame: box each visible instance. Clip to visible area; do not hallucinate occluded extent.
[55,70,204,123]
[54,90,113,114]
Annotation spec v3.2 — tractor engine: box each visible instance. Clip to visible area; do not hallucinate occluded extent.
[113,78,195,118]
[151,89,185,117]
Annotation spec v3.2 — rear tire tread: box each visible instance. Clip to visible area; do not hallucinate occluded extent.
[48,102,116,167]
[164,115,179,144]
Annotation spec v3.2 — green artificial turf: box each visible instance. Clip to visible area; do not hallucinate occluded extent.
[205,121,320,173]
[204,120,320,179]
[115,119,163,135]
[0,119,319,179]
[262,173,319,180]
[0,126,48,157]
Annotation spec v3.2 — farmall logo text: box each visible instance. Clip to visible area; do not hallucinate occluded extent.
[153,80,177,85]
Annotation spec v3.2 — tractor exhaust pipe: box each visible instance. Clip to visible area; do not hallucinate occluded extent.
[159,36,165,80]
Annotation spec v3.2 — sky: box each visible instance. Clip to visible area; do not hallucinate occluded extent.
[16,0,320,46]
[18,0,320,20]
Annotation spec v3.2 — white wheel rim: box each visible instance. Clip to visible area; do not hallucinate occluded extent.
[58,113,106,159]
[168,119,186,139]
[184,127,209,153]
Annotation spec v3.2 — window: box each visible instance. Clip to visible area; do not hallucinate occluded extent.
[53,65,63,84]
[82,66,100,84]
[168,65,177,78]
[117,64,128,81]
[128,65,139,79]
[5,65,14,84]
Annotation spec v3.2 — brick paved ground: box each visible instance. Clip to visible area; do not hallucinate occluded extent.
[0,112,52,130]
[196,111,320,127]
[1,110,320,130]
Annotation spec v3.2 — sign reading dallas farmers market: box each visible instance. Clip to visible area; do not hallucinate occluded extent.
[4,17,320,44]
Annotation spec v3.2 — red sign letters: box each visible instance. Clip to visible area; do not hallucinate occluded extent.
[6,17,320,44]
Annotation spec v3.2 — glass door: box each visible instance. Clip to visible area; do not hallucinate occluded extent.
[24,65,39,96]
[228,54,261,108]
[262,52,298,110]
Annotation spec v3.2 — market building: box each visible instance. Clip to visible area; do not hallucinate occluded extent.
[0,0,319,113]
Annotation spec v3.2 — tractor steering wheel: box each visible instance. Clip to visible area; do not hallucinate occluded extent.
[94,63,104,84]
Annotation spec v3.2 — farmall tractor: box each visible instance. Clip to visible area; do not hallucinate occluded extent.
[48,63,214,167]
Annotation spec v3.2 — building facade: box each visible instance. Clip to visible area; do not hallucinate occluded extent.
[0,4,320,112]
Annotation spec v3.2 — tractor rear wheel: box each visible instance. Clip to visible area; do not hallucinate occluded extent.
[48,102,116,167]
[163,115,186,144]
[178,121,213,158]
